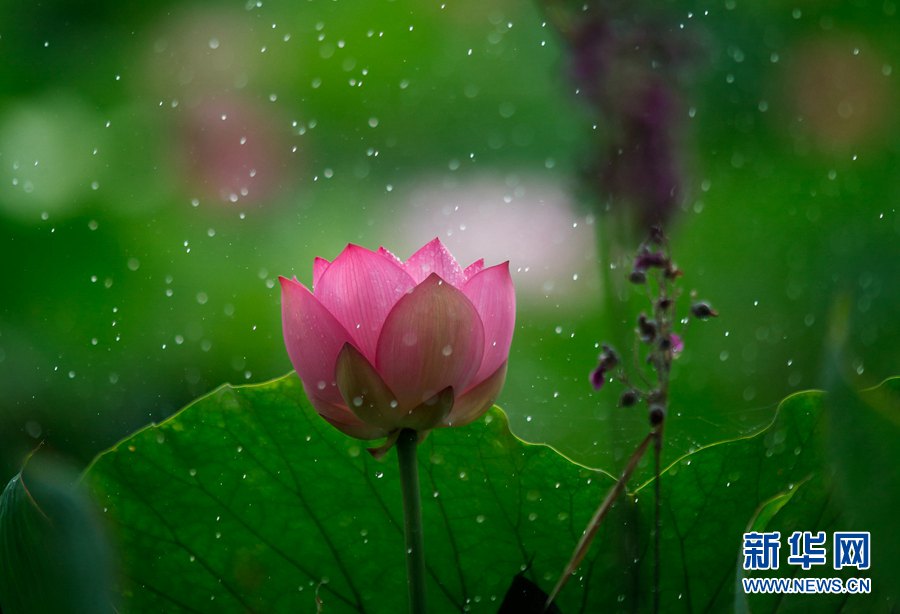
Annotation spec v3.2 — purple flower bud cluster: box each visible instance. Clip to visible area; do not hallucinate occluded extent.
[690,302,718,319]
[632,247,681,282]
[589,344,619,391]
[590,227,716,428]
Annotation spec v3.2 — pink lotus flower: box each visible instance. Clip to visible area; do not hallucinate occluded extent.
[280,238,515,442]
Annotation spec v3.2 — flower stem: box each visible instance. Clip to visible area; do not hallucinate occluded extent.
[653,427,663,614]
[396,428,427,614]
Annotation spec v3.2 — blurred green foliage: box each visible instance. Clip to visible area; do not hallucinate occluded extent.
[1,0,897,493]
[0,455,115,614]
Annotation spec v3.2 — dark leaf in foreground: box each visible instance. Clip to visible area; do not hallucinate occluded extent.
[498,572,561,614]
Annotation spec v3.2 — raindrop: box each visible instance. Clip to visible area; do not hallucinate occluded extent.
[441,344,453,357]
[475,515,485,524]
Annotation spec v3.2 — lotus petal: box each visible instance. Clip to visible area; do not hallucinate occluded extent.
[315,244,415,361]
[280,276,353,406]
[463,258,484,281]
[445,362,508,427]
[336,343,401,430]
[463,262,516,382]
[376,274,484,411]
[312,257,330,291]
[402,237,465,287]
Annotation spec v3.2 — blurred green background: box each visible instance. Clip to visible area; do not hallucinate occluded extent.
[1,0,897,486]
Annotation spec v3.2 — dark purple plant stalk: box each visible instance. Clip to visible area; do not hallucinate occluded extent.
[541,0,702,233]
[547,227,716,611]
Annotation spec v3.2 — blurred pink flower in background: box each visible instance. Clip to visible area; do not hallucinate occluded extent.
[180,97,288,205]
[280,239,515,443]
[392,176,600,306]
[141,8,298,206]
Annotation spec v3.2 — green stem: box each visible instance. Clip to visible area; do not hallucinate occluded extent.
[396,428,427,614]
[653,428,662,614]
